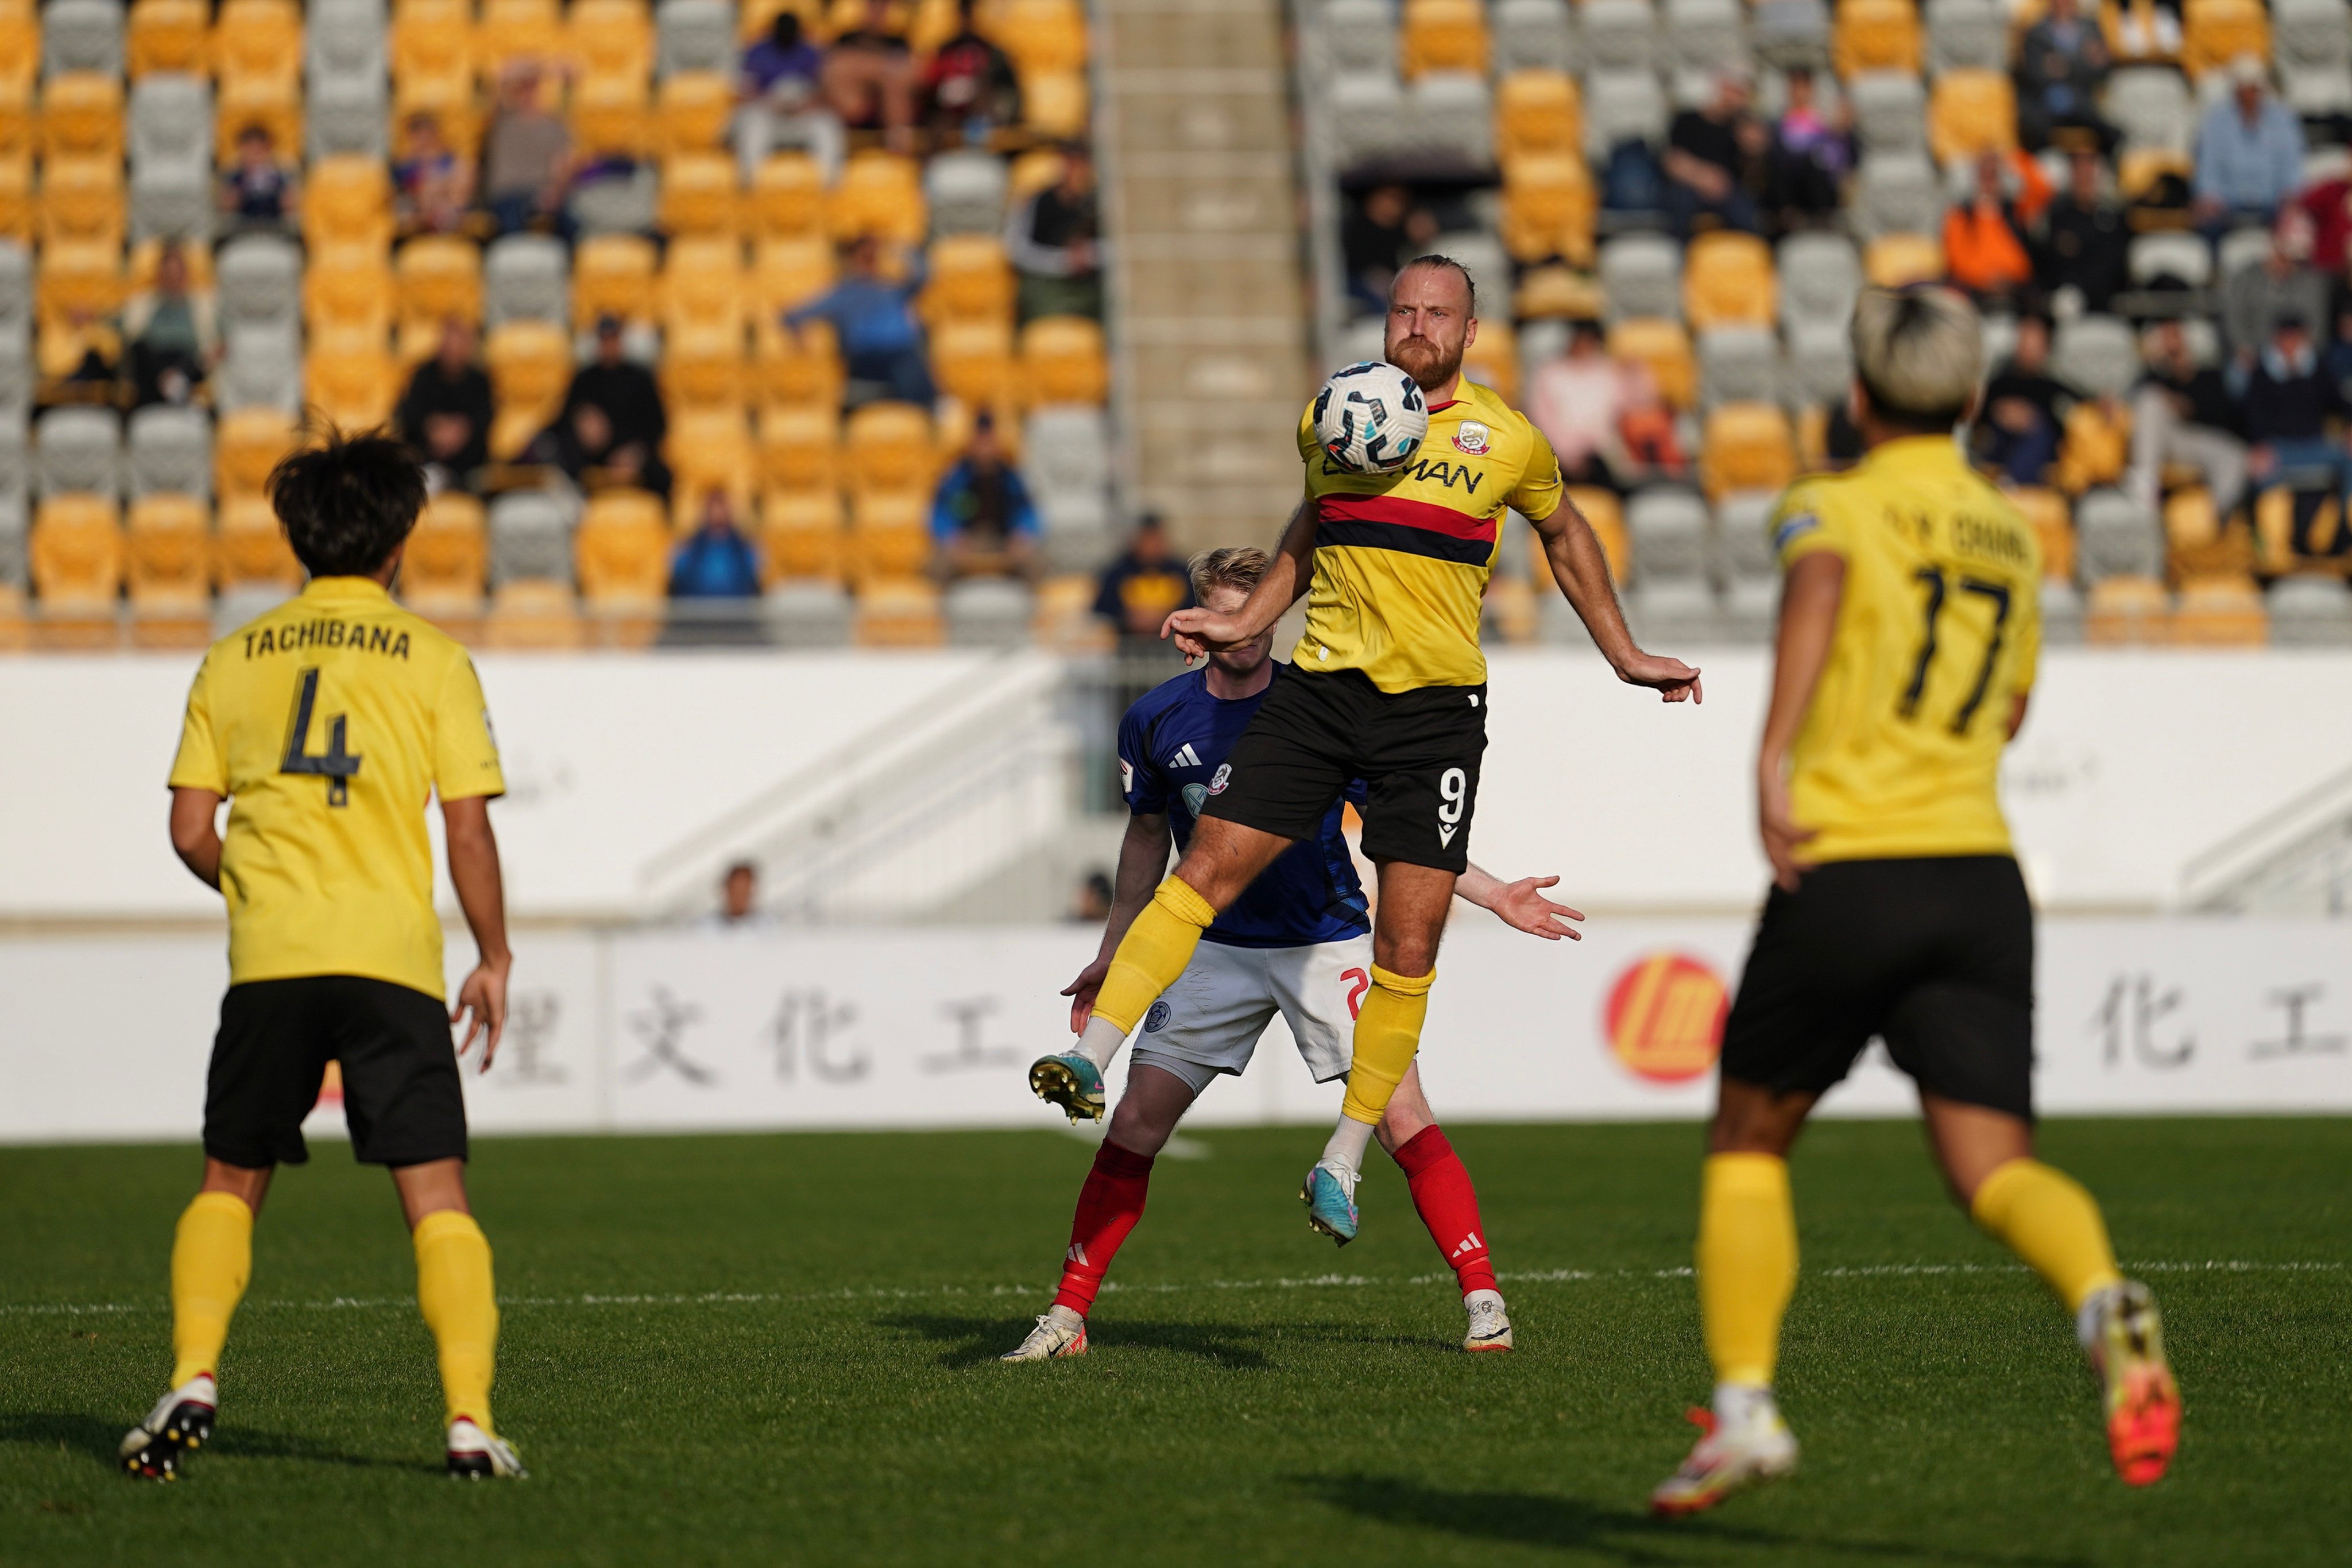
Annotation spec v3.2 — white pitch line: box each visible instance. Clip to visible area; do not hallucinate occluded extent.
[2,1260,2338,1319]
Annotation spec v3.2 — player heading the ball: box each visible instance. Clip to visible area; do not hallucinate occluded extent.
[1031,255,1701,1244]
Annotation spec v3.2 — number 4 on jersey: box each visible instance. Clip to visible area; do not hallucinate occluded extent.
[280,667,362,805]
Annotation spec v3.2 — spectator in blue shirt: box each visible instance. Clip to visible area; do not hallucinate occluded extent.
[2195,57,2306,235]
[930,413,1039,578]
[784,236,937,407]
[670,491,764,599]
[735,10,842,183]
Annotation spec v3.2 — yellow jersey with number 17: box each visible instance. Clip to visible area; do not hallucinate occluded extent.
[1770,435,2041,865]
[1295,378,1564,693]
[168,576,505,997]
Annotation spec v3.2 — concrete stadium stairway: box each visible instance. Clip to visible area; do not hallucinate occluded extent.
[1097,0,1313,552]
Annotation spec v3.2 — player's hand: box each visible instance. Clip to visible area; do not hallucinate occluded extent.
[1490,875,1585,940]
[1162,606,1259,660]
[1758,772,1818,893]
[1061,955,1111,1033]
[452,958,510,1072]
[1619,650,1704,704]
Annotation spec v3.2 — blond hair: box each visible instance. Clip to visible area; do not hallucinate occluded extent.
[1850,285,1984,430]
[1188,545,1268,604]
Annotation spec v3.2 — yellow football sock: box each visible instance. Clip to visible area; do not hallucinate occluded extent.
[1970,1157,2123,1313]
[413,1210,500,1433]
[1089,876,1217,1036]
[1697,1153,1797,1388]
[169,1192,253,1387]
[1339,965,1434,1125]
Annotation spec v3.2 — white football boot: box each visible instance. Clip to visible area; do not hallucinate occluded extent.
[1650,1391,1800,1515]
[119,1373,217,1480]
[1000,1304,1089,1361]
[1463,1288,1514,1352]
[447,1418,527,1479]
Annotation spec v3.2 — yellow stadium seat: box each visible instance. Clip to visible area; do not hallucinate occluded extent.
[39,154,126,250]
[1022,70,1089,139]
[1008,148,1065,204]
[128,0,212,78]
[1399,0,1489,79]
[1558,486,1631,582]
[740,0,824,45]
[1928,70,2017,165]
[216,407,300,500]
[571,0,654,87]
[393,0,477,79]
[660,150,741,237]
[1607,318,1697,410]
[2055,400,2132,493]
[2084,574,2172,644]
[1495,70,1582,164]
[1832,0,1924,78]
[485,319,574,459]
[485,579,588,650]
[759,404,840,491]
[32,494,126,610]
[2182,0,2269,78]
[2006,485,2076,580]
[1462,316,1519,406]
[42,73,126,162]
[751,153,827,238]
[1701,402,1800,501]
[307,324,403,429]
[661,321,749,409]
[214,0,304,87]
[830,150,927,245]
[760,487,848,585]
[396,75,483,160]
[754,317,845,407]
[576,491,673,606]
[404,490,491,606]
[304,156,396,251]
[127,494,215,648]
[667,404,758,508]
[215,75,302,163]
[0,152,27,243]
[2118,148,2193,200]
[845,401,936,495]
[931,317,1019,406]
[662,235,748,332]
[0,76,29,160]
[37,235,122,319]
[997,0,1088,73]
[1031,570,1113,651]
[1683,231,1777,330]
[2171,572,2267,645]
[1863,231,1946,287]
[395,236,485,361]
[305,243,396,338]
[477,0,565,84]
[1019,315,1108,405]
[0,6,34,90]
[214,494,303,589]
[752,234,838,318]
[572,233,660,329]
[849,492,933,580]
[570,72,651,158]
[1498,153,1596,266]
[657,71,734,154]
[854,575,944,645]
[922,235,1016,326]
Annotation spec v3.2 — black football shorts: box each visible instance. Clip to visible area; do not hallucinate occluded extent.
[1201,664,1486,873]
[204,975,469,1168]
[1719,854,2036,1121]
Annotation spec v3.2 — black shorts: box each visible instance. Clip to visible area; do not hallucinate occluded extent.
[1719,855,2036,1121]
[1201,665,1486,873]
[204,975,469,1168]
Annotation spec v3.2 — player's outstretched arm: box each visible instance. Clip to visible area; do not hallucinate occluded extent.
[1757,552,1846,892]
[1163,498,1316,657]
[1456,863,1584,939]
[442,795,513,1070]
[1062,810,1174,1032]
[168,787,225,890]
[1533,498,1703,704]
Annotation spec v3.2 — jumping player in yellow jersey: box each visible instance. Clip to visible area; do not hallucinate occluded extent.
[122,432,524,1482]
[1027,255,1703,1241]
[1650,288,2180,1515]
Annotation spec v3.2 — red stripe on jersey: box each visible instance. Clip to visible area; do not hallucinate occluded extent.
[1318,493,1496,542]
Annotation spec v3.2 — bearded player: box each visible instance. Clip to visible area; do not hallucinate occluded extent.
[1030,255,1701,1244]
[1649,287,2179,1515]
[1011,546,1585,1361]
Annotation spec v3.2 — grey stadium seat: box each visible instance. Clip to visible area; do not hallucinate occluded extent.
[131,164,212,243]
[1666,0,1748,78]
[489,492,573,584]
[1624,487,1724,642]
[2074,489,2163,580]
[1580,0,1659,75]
[1777,231,1860,328]
[656,0,737,77]
[764,582,853,648]
[0,241,29,334]
[1784,319,1854,406]
[2130,231,2212,289]
[1713,490,1781,642]
[1853,152,1944,238]
[0,347,29,417]
[43,0,124,79]
[216,235,304,335]
[945,578,1036,649]
[568,165,661,237]
[2278,0,2352,115]
[485,235,571,327]
[2105,67,2193,155]
[127,405,212,500]
[1751,0,1832,72]
[308,0,388,83]
[2039,579,2085,646]
[926,150,1008,237]
[1600,233,1682,322]
[1408,73,1492,164]
[0,493,25,589]
[1699,327,1781,409]
[2054,315,2139,399]
[129,75,212,173]
[2215,223,2275,282]
[1849,71,1927,154]
[1317,0,1398,76]
[215,327,303,412]
[1493,0,1575,75]
[1024,405,1112,518]
[309,76,390,161]
[2267,574,2352,645]
[36,406,122,498]
[0,418,27,498]
[1585,69,1669,156]
[1925,0,2007,73]
[1327,72,1413,168]
[1429,230,1508,301]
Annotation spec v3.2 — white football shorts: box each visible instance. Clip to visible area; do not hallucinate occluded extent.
[1128,933,1375,1093]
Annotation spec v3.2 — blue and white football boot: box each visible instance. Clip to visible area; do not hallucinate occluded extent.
[1028,1051,1107,1123]
[1300,1160,1359,1245]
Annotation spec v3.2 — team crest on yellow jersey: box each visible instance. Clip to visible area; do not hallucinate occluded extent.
[1452,421,1490,455]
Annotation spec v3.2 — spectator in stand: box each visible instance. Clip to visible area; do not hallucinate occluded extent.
[2108,0,2183,63]
[2194,57,2305,237]
[736,10,842,184]
[924,0,1023,143]
[1664,68,1768,237]
[2015,0,2113,151]
[1070,869,1113,924]
[2299,169,2352,274]
[2244,312,2352,495]
[1006,143,1102,323]
[218,125,300,235]
[1764,67,1850,233]
[1342,185,1434,316]
[670,491,764,599]
[705,861,769,929]
[2035,148,2133,313]
[535,399,675,499]
[393,113,473,236]
[1971,311,2080,486]
[2222,207,2331,370]
[1526,319,1645,491]
[1944,150,2053,303]
[2130,318,2247,517]
[479,61,574,236]
[785,236,935,406]
[396,318,495,489]
[122,241,215,409]
[930,412,1040,579]
[1093,514,1194,643]
[563,316,667,460]
[822,0,918,154]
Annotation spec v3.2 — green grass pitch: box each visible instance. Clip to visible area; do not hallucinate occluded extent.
[3,1118,2347,1567]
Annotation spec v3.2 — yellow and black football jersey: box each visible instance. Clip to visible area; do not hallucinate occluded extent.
[1769,435,2042,864]
[1293,378,1563,692]
[169,577,505,997]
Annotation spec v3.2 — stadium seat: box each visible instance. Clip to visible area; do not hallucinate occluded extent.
[1494,0,1573,75]
[1498,153,1596,266]
[575,490,671,607]
[394,235,485,357]
[216,234,302,340]
[483,579,587,649]
[484,319,573,460]
[43,73,127,163]
[1700,402,1799,500]
[126,0,210,78]
[759,485,846,584]
[1608,318,1697,409]
[1698,326,1781,409]
[997,0,1089,73]
[1832,0,1923,76]
[1322,2,1399,83]
[2254,484,2352,574]
[569,72,651,160]
[2055,314,2141,398]
[1668,0,1750,80]
[0,76,28,160]
[304,242,396,339]
[1847,69,1927,154]
[2267,572,2352,644]
[572,233,660,330]
[306,327,403,430]
[2083,573,2172,643]
[1407,73,1494,167]
[1400,0,1490,79]
[303,156,394,251]
[932,318,1020,408]
[758,402,839,493]
[657,0,736,76]
[214,75,303,164]
[830,151,927,245]
[853,575,945,647]
[1623,489,1715,640]
[125,491,211,645]
[1754,0,1834,71]
[845,401,935,497]
[2169,572,2268,645]
[30,493,124,645]
[0,6,34,90]
[477,0,563,84]
[1777,231,1862,330]
[126,405,210,500]
[925,149,1007,237]
[2276,0,2352,113]
[659,150,740,237]
[2106,66,2194,153]
[1561,486,1632,583]
[2006,485,2075,580]
[308,75,390,161]
[849,486,931,580]
[944,576,1036,649]
[572,0,655,88]
[661,234,748,336]
[1928,70,2018,165]
[402,490,489,610]
[1581,0,1659,74]
[921,235,1016,326]
[0,154,28,243]
[751,152,826,238]
[488,489,571,582]
[1863,232,1947,287]
[36,406,120,498]
[1021,69,1089,138]
[1925,0,2007,73]
[752,233,837,319]
[656,69,733,154]
[39,154,127,250]
[214,406,297,498]
[1683,232,1776,331]
[391,0,476,100]
[1494,69,1582,165]
[1463,316,1519,405]
[485,233,570,327]
[214,493,302,589]
[44,0,126,80]
[2182,0,2270,78]
[753,315,844,408]
[667,404,757,513]
[1599,233,1681,323]
[1020,316,1109,406]
[215,0,304,87]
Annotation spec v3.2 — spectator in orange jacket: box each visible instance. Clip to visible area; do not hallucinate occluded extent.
[1944,150,2053,304]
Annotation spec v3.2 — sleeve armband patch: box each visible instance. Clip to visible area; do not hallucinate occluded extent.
[1773,513,1822,551]
[1119,758,1135,793]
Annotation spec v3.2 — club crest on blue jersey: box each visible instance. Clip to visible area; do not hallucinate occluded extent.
[1182,782,1209,816]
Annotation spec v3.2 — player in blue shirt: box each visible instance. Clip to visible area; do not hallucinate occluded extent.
[1008,548,1585,1362]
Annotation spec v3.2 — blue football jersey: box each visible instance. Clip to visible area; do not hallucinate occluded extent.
[1117,664,1370,948]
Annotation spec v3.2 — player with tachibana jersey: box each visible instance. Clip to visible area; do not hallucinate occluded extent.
[1650,287,2180,1516]
[1027,254,1703,1247]
[121,432,525,1484]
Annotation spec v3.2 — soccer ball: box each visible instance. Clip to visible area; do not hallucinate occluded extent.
[1313,361,1428,474]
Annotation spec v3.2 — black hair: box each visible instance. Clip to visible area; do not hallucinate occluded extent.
[771,10,801,48]
[1396,253,1477,316]
[267,429,428,578]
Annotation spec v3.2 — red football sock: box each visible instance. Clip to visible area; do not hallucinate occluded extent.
[1393,1126,1497,1297]
[1051,1141,1156,1315]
